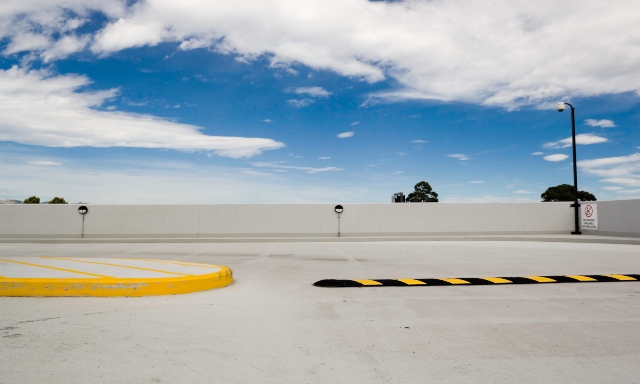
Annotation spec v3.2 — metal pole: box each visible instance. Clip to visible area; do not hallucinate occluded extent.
[568,103,581,235]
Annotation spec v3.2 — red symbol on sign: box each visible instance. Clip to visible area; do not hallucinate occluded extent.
[585,205,593,217]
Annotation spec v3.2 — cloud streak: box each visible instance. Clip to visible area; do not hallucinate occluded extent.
[578,153,640,190]
[0,67,284,158]
[585,119,615,128]
[543,134,608,149]
[543,154,568,162]
[288,86,331,98]
[27,160,63,166]
[287,99,313,108]
[448,154,469,161]
[337,131,354,138]
[251,162,344,173]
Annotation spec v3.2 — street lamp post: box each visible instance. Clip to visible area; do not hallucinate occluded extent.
[557,102,581,235]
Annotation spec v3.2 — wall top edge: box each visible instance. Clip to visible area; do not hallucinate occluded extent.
[0,202,617,206]
[1,199,637,207]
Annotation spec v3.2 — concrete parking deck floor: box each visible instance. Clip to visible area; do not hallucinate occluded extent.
[1,239,639,383]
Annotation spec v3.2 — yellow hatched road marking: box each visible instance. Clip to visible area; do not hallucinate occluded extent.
[483,277,512,284]
[354,279,383,286]
[42,257,188,276]
[0,258,111,278]
[439,278,470,285]
[0,265,233,297]
[566,275,597,281]
[525,276,556,283]
[604,274,636,281]
[396,278,427,285]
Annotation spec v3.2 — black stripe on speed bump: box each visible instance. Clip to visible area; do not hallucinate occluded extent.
[313,274,640,287]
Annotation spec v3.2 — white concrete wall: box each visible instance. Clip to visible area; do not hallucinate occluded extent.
[0,205,83,238]
[85,205,199,238]
[339,203,573,236]
[0,202,586,238]
[593,199,640,237]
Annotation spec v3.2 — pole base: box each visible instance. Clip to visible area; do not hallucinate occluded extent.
[571,231,582,235]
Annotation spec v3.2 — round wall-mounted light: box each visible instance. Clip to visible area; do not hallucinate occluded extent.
[78,206,88,215]
[334,205,343,213]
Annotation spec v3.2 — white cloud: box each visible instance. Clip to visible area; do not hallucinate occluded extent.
[287,99,313,108]
[318,156,330,160]
[3,1,638,108]
[350,121,359,126]
[600,178,640,187]
[337,131,354,138]
[531,151,543,155]
[469,181,484,184]
[27,160,63,166]
[0,1,125,60]
[398,152,407,156]
[0,66,284,158]
[514,190,531,194]
[283,87,329,108]
[251,162,343,174]
[543,154,568,162]
[578,153,640,188]
[543,134,608,149]
[579,153,640,179]
[288,86,331,98]
[579,153,640,169]
[602,186,623,191]
[4,33,51,55]
[447,154,469,161]
[41,35,91,62]
[263,119,272,123]
[179,38,215,51]
[412,139,428,143]
[585,119,615,128]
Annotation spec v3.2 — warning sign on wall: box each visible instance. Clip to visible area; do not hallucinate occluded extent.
[581,203,598,230]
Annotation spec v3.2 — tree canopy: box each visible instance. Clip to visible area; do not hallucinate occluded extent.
[541,184,596,202]
[23,196,40,204]
[406,181,439,202]
[48,197,68,204]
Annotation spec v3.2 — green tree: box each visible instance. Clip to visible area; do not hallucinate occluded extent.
[541,184,596,202]
[48,197,68,204]
[23,196,40,204]
[406,181,439,202]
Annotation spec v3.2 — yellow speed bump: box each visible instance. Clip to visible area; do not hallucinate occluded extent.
[0,257,233,297]
[314,274,640,287]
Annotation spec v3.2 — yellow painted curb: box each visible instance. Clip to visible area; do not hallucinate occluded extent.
[0,265,233,297]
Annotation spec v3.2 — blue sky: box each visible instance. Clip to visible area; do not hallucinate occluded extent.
[1,0,639,203]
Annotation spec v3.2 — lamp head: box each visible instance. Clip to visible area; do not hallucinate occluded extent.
[556,102,565,112]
